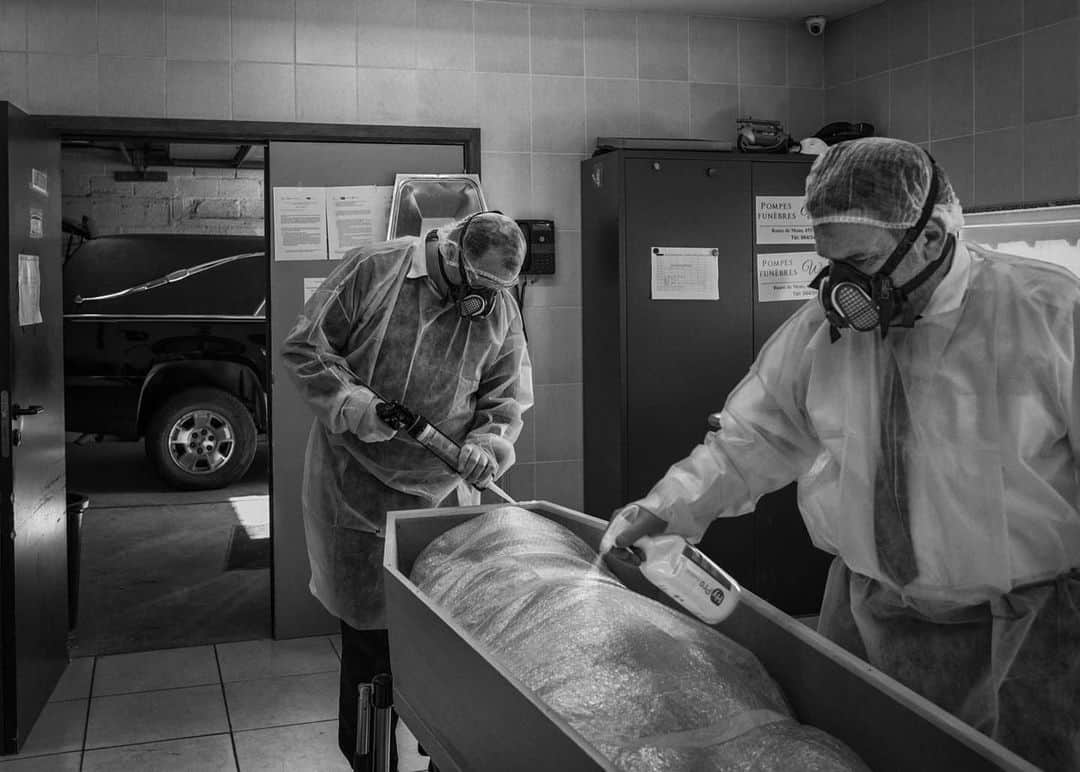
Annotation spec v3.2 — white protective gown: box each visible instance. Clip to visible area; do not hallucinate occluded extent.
[633,242,1080,770]
[281,236,533,629]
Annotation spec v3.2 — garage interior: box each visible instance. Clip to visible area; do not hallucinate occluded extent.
[62,139,272,657]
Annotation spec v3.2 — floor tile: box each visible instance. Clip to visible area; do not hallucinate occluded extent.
[86,685,228,749]
[15,700,86,758]
[49,658,93,702]
[225,671,338,731]
[82,734,235,772]
[94,646,219,696]
[329,634,342,658]
[217,636,338,682]
[234,720,349,771]
[0,752,81,770]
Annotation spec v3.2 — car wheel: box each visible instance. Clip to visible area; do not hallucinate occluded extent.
[145,387,257,491]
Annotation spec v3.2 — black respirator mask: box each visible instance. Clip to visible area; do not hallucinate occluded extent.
[808,154,956,342]
[429,211,505,320]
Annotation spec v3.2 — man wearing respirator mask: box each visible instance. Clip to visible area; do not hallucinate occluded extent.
[601,137,1080,771]
[282,211,532,770]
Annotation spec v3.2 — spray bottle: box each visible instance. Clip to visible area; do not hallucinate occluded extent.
[602,510,741,625]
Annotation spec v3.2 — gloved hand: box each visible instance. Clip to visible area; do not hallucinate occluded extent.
[598,504,668,555]
[349,397,397,443]
[457,442,496,487]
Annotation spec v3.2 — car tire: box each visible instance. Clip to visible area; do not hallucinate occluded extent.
[145,387,257,491]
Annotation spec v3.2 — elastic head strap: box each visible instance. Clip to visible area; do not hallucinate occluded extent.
[880,150,940,277]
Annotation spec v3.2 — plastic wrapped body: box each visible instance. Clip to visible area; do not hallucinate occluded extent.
[411,508,869,771]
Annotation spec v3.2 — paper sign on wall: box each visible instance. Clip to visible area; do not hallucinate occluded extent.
[327,186,394,259]
[756,196,814,244]
[650,247,720,301]
[272,187,329,261]
[18,254,42,326]
[303,277,325,305]
[29,208,43,238]
[757,252,828,302]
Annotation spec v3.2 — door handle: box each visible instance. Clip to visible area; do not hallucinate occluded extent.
[12,404,44,417]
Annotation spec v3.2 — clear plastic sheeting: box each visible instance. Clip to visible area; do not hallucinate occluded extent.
[410,508,870,771]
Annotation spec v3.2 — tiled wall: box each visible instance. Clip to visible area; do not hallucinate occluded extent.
[61,149,265,236]
[0,0,825,510]
[823,0,1080,209]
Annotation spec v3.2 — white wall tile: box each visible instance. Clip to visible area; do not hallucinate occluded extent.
[99,0,166,57]
[535,459,584,510]
[586,77,640,144]
[166,60,229,118]
[357,67,418,125]
[690,82,738,139]
[690,16,737,83]
[639,80,690,137]
[99,57,166,117]
[297,65,357,123]
[585,10,637,78]
[167,0,229,60]
[0,0,27,51]
[476,72,531,151]
[531,5,583,76]
[530,153,583,227]
[476,1,529,73]
[526,305,582,384]
[296,0,355,66]
[416,0,473,71]
[358,0,416,69]
[637,13,688,81]
[29,53,98,114]
[531,76,586,154]
[0,52,28,108]
[739,85,788,125]
[233,62,295,121]
[29,0,96,54]
[479,151,531,219]
[416,69,476,126]
[534,383,584,461]
[232,0,294,63]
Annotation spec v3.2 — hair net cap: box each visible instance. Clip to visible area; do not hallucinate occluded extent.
[437,212,525,287]
[805,137,964,233]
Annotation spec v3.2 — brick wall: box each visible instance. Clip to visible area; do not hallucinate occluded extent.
[61,149,264,237]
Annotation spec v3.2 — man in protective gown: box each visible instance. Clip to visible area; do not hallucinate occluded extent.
[604,138,1080,771]
[282,212,533,769]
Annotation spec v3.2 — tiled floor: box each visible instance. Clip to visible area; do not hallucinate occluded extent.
[0,635,350,771]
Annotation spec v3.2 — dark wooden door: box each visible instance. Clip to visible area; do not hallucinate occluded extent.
[0,101,67,753]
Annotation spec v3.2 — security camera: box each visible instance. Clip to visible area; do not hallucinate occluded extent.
[805,15,826,36]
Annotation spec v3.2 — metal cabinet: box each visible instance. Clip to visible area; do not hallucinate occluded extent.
[581,150,831,615]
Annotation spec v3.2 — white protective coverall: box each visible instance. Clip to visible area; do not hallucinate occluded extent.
[281,236,533,629]
[632,241,1080,770]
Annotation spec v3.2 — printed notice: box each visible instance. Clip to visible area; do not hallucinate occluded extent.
[650,247,720,301]
[18,254,42,326]
[757,252,829,302]
[419,217,455,238]
[327,185,394,259]
[303,277,325,305]
[756,196,814,244]
[272,187,328,261]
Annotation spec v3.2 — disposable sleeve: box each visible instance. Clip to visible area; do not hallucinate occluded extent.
[636,365,821,543]
[465,314,534,477]
[280,254,374,435]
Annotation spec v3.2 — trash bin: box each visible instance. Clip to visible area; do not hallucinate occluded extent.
[65,493,89,631]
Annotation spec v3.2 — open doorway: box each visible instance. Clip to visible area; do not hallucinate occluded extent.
[60,137,271,655]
